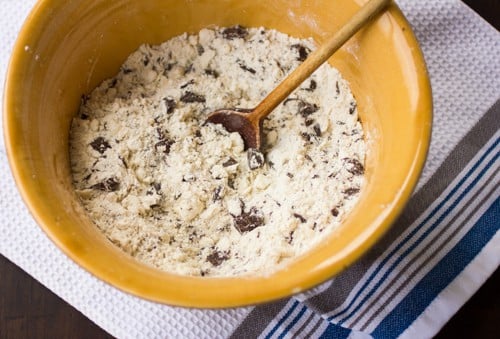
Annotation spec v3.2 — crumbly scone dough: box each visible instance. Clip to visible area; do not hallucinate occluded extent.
[70,26,365,277]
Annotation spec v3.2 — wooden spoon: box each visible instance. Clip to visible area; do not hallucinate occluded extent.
[207,0,391,150]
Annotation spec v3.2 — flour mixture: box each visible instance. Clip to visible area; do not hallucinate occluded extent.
[70,26,366,277]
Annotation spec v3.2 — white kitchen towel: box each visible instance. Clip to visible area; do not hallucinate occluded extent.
[1,1,499,338]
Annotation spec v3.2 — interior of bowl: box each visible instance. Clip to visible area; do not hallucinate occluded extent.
[3,0,431,307]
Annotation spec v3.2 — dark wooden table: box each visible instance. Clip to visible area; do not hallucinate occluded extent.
[1,1,498,338]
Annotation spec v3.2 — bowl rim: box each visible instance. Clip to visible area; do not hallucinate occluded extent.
[3,0,432,308]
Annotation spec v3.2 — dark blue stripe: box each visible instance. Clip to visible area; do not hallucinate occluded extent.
[328,138,499,322]
[335,149,499,324]
[318,323,351,339]
[277,305,307,339]
[371,197,500,339]
[265,300,300,339]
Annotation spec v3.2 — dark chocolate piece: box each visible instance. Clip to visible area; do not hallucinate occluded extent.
[180,91,206,103]
[222,157,238,167]
[306,79,317,91]
[298,101,319,117]
[222,25,248,40]
[313,124,322,137]
[180,79,195,89]
[301,132,312,142]
[207,250,230,266]
[213,186,223,201]
[152,182,162,194]
[91,177,120,192]
[349,101,357,114]
[80,94,90,106]
[343,158,365,176]
[163,97,176,113]
[196,44,205,56]
[233,207,265,233]
[331,208,339,217]
[291,44,310,61]
[293,213,307,223]
[237,61,256,74]
[155,128,175,154]
[343,187,360,196]
[205,69,219,78]
[247,148,265,170]
[90,137,111,154]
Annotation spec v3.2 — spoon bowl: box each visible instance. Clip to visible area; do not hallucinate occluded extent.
[207,0,391,149]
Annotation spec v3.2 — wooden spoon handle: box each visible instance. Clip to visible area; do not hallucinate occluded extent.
[251,0,391,121]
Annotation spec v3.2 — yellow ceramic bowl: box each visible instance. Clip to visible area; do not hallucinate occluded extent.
[3,0,431,308]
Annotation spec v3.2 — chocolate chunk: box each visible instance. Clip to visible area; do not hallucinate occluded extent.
[305,119,314,127]
[155,128,175,154]
[91,177,120,192]
[222,25,248,40]
[286,172,294,178]
[343,187,360,196]
[291,44,310,61]
[163,97,176,113]
[313,124,322,137]
[182,174,196,182]
[237,61,256,74]
[213,186,223,201]
[349,101,357,114]
[196,44,205,56]
[119,156,128,169]
[180,91,206,103]
[80,94,90,106]
[336,81,340,95]
[247,148,265,170]
[79,112,89,120]
[180,79,195,89]
[293,213,307,223]
[143,56,150,66]
[331,208,339,217]
[90,137,111,154]
[184,64,194,73]
[306,79,317,91]
[286,230,295,244]
[109,78,118,88]
[233,207,264,233]
[152,182,162,194]
[343,158,364,175]
[207,250,230,266]
[301,132,312,142]
[227,176,236,189]
[223,157,238,167]
[298,101,319,117]
[205,69,219,78]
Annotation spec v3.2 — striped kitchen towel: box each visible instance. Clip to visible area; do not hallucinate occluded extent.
[0,0,498,338]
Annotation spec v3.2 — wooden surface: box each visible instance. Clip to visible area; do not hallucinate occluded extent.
[1,1,498,338]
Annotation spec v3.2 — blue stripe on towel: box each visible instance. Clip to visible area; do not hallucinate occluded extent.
[265,300,300,339]
[319,323,351,339]
[371,197,499,338]
[329,138,498,324]
[277,305,307,339]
